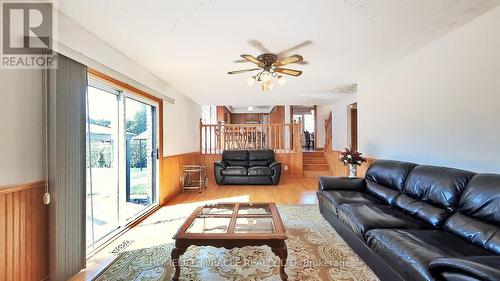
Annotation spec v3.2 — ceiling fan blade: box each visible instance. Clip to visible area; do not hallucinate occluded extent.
[274,67,302,76]
[248,39,270,53]
[233,59,247,63]
[240,54,264,67]
[228,68,261,75]
[276,40,312,57]
[273,54,303,67]
[296,61,308,65]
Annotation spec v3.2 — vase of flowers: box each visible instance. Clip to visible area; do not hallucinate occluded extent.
[339,148,367,178]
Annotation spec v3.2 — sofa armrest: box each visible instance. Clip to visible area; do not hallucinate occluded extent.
[268,160,281,168]
[214,161,227,169]
[430,256,500,281]
[214,161,227,185]
[318,177,366,191]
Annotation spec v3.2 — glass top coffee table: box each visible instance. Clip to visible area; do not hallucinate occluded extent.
[171,202,288,280]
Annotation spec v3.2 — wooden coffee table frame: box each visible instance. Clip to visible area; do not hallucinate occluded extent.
[171,202,288,280]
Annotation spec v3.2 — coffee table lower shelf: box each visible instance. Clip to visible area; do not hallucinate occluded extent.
[170,238,288,281]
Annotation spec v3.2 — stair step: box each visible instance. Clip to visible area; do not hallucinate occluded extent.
[303,158,328,164]
[304,164,330,171]
[302,151,324,157]
[303,170,333,178]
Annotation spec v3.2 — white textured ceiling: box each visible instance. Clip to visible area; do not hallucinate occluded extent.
[59,0,499,106]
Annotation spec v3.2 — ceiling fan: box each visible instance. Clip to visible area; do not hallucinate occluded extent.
[228,40,310,91]
[228,53,304,91]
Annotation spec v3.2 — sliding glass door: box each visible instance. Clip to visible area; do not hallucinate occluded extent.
[86,79,159,254]
[86,85,120,250]
[125,97,157,220]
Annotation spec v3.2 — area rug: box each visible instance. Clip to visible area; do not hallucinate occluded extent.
[93,205,378,281]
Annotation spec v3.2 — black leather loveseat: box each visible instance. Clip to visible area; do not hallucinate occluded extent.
[214,150,281,185]
[317,160,500,281]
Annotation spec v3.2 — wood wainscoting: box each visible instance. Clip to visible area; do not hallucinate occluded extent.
[160,152,201,205]
[324,150,376,178]
[0,181,49,281]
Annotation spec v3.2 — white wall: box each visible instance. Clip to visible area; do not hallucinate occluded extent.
[56,12,201,156]
[358,6,500,173]
[0,70,44,186]
[331,95,357,151]
[315,105,331,148]
[163,98,201,155]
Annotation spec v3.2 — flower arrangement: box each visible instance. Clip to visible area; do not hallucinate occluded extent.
[339,148,367,166]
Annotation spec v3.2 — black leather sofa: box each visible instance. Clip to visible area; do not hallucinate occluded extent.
[317,160,500,281]
[214,150,281,185]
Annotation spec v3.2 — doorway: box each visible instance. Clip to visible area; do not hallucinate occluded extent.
[291,105,317,150]
[86,78,159,255]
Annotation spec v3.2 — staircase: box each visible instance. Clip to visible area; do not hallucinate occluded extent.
[303,151,333,178]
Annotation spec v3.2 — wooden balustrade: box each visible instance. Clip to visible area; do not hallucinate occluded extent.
[200,121,302,154]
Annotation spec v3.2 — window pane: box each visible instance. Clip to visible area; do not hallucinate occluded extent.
[86,86,120,250]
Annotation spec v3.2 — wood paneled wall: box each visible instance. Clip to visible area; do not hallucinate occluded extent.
[324,150,376,178]
[275,152,303,177]
[216,106,231,124]
[160,152,201,205]
[0,181,49,281]
[269,106,285,124]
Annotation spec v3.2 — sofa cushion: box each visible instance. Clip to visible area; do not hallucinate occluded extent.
[248,150,274,167]
[366,229,493,281]
[318,177,366,191]
[393,165,475,228]
[365,160,417,204]
[443,174,500,255]
[222,150,248,167]
[317,190,384,215]
[221,166,247,176]
[337,204,431,239]
[248,166,272,176]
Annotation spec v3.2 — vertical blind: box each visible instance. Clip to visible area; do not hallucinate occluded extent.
[47,54,87,280]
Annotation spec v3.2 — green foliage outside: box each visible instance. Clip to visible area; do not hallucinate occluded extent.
[126,107,147,135]
[130,141,147,169]
[88,142,113,168]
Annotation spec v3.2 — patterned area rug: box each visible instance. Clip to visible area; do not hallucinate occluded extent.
[93,205,378,281]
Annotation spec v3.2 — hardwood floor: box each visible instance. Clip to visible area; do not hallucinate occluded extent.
[166,177,319,205]
[70,177,319,280]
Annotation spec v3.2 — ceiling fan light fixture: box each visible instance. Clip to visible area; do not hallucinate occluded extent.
[260,71,271,82]
[266,79,274,90]
[248,106,254,111]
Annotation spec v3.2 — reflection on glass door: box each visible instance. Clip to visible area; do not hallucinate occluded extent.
[86,86,120,250]
[86,80,159,255]
[125,97,157,220]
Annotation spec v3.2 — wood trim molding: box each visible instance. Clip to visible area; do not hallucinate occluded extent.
[88,68,162,103]
[0,180,45,196]
[163,151,200,159]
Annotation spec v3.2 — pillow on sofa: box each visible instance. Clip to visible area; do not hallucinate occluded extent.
[222,150,248,167]
[248,150,274,167]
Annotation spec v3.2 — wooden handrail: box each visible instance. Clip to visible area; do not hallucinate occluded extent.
[200,123,302,154]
